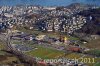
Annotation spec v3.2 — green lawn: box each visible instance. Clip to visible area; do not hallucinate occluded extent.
[0,42,4,50]
[65,53,83,59]
[85,49,100,57]
[12,40,22,44]
[26,46,64,59]
[0,51,7,55]
[84,38,100,49]
[94,62,100,66]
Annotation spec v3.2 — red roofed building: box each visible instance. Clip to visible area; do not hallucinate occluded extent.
[68,47,81,52]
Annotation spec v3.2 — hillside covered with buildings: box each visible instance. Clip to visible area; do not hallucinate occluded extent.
[0,3,100,66]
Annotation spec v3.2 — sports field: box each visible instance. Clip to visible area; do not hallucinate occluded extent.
[26,46,64,59]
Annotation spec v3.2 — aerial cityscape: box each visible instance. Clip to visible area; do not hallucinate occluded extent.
[0,0,100,66]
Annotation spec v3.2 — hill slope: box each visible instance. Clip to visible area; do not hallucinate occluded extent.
[76,8,100,35]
